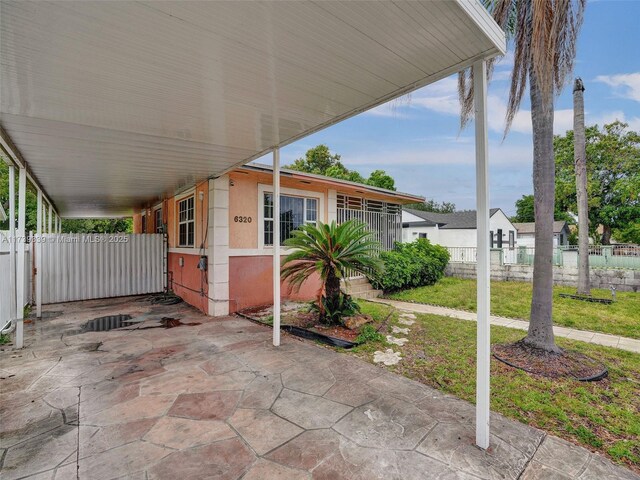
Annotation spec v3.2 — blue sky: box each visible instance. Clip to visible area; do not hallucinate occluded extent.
[257,0,640,216]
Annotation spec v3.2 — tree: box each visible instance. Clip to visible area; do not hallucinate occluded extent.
[405,199,456,213]
[613,222,640,245]
[573,78,590,295]
[512,195,535,223]
[287,145,396,191]
[459,1,585,353]
[61,218,132,234]
[281,220,382,325]
[512,195,571,224]
[367,170,396,191]
[1,158,132,234]
[288,145,343,175]
[1,159,40,233]
[555,121,640,245]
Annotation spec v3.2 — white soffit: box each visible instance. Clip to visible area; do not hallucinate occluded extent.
[0,0,505,217]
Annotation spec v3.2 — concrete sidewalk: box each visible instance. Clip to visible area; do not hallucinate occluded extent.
[1,297,638,479]
[371,298,640,354]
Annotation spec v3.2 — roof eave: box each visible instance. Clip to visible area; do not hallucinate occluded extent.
[236,164,425,204]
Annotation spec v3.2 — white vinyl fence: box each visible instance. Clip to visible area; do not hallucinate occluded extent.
[0,243,31,328]
[39,234,165,304]
[446,245,640,270]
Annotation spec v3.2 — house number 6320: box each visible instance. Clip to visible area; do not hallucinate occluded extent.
[234,216,252,223]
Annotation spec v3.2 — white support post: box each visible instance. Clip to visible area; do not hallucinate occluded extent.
[272,147,281,347]
[36,189,43,318]
[16,167,26,348]
[8,165,17,332]
[474,60,491,450]
[48,204,52,233]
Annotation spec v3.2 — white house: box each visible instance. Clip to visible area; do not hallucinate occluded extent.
[402,208,518,248]
[513,221,571,248]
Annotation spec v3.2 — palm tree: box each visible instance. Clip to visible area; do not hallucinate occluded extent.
[281,220,382,324]
[459,1,586,352]
[573,77,590,295]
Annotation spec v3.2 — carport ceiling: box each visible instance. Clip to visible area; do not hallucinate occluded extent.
[0,1,504,217]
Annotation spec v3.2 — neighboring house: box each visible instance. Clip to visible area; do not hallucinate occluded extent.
[514,221,571,247]
[133,164,422,315]
[402,208,518,249]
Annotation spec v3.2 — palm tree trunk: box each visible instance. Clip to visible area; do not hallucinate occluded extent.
[524,70,561,353]
[573,78,590,296]
[601,225,612,245]
[324,268,341,321]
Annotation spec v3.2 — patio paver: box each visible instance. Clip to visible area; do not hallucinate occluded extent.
[0,296,637,480]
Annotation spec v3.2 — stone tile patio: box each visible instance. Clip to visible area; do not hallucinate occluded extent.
[0,297,637,480]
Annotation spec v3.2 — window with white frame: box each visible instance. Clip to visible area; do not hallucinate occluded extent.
[154,208,163,233]
[263,193,318,246]
[177,196,195,247]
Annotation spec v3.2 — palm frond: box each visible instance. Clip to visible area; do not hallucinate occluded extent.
[280,220,383,293]
[459,0,585,137]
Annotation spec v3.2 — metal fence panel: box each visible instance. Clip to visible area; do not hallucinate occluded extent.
[337,208,401,252]
[39,234,164,304]
[0,249,30,327]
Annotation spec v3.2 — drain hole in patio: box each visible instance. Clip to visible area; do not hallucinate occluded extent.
[83,314,137,332]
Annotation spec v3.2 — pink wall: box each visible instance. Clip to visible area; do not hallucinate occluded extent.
[228,256,322,313]
[168,252,208,314]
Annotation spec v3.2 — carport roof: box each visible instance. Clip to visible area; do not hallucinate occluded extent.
[0,0,505,217]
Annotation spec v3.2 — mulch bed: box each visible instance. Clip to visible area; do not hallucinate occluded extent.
[313,325,360,342]
[237,303,367,344]
[493,341,608,381]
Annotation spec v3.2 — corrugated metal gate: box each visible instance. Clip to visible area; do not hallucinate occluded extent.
[39,234,165,304]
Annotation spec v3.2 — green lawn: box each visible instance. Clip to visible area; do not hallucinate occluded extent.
[386,277,640,339]
[355,301,640,473]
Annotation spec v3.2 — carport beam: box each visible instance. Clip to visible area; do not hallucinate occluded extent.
[273,147,281,347]
[15,167,26,348]
[8,165,17,334]
[36,189,43,318]
[474,59,491,450]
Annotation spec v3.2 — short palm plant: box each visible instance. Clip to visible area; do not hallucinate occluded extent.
[281,220,383,325]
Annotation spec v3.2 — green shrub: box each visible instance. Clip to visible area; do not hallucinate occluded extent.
[356,324,385,344]
[309,293,361,325]
[371,239,449,292]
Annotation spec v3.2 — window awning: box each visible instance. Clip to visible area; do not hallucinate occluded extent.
[0,0,504,216]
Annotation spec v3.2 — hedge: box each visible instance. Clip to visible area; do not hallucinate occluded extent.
[370,239,449,292]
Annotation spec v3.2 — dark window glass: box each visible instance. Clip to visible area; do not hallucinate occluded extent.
[155,208,163,233]
[178,196,195,247]
[264,193,317,246]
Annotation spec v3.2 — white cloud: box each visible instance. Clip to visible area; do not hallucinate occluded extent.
[363,72,638,136]
[589,110,640,131]
[496,50,514,68]
[628,117,640,131]
[595,73,640,102]
[343,142,533,168]
[365,102,410,118]
[492,69,512,81]
[410,94,460,116]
